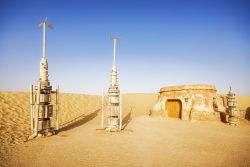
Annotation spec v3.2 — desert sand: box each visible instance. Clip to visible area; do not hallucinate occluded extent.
[0,92,250,167]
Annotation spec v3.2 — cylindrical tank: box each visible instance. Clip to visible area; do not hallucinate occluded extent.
[226,88,239,125]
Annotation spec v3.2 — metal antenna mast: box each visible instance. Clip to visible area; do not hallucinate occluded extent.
[110,36,120,69]
[39,17,54,58]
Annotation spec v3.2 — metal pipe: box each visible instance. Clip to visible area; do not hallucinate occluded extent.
[119,93,122,130]
[101,89,104,129]
[56,85,59,130]
[113,38,116,67]
[34,82,41,136]
[30,85,34,134]
[43,20,46,58]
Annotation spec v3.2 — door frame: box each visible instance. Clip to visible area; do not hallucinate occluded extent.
[165,99,182,119]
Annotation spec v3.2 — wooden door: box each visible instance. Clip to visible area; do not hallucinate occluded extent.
[166,100,181,118]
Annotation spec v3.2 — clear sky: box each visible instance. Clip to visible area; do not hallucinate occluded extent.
[0,0,249,95]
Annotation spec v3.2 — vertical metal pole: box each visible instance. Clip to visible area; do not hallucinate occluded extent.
[101,89,104,129]
[119,93,122,130]
[56,85,59,130]
[34,82,41,136]
[30,85,34,134]
[113,39,116,67]
[43,20,46,58]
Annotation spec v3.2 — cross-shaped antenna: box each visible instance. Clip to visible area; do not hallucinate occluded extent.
[110,36,120,41]
[38,17,47,27]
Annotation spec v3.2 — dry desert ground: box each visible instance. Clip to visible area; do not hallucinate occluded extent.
[0,92,250,167]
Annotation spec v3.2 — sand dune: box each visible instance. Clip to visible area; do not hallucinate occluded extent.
[0,92,249,167]
[0,92,157,156]
[0,92,100,159]
[236,96,250,119]
[0,92,30,154]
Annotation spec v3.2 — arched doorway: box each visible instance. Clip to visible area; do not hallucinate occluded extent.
[166,99,182,118]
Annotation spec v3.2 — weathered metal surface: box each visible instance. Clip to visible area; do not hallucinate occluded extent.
[227,87,239,126]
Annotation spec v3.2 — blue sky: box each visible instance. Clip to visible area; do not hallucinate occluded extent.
[0,0,249,95]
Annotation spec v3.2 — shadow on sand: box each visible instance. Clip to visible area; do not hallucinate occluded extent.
[245,107,250,121]
[122,112,132,130]
[58,109,100,132]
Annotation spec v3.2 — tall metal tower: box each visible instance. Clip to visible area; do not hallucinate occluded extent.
[29,17,59,139]
[106,36,122,131]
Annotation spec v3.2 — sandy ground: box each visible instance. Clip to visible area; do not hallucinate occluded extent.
[0,92,249,167]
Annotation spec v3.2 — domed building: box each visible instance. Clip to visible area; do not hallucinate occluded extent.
[152,84,226,121]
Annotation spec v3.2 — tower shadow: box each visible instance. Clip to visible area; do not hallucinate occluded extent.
[58,109,100,132]
[245,107,250,121]
[122,112,132,130]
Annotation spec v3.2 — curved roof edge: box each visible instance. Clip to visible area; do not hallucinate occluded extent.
[160,84,217,93]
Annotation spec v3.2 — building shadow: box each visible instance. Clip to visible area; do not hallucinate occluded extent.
[58,109,100,132]
[245,107,250,121]
[220,111,227,123]
[122,112,132,130]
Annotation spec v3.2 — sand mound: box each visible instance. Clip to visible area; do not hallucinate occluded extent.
[0,92,100,159]
[0,92,30,154]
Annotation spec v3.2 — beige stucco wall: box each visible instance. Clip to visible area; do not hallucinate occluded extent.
[152,84,226,121]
